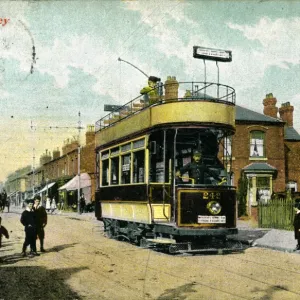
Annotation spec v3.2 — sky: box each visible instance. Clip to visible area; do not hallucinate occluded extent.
[1,0,300,182]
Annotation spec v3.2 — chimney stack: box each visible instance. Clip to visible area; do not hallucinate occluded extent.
[164,76,179,101]
[86,125,95,145]
[279,102,294,127]
[263,93,278,118]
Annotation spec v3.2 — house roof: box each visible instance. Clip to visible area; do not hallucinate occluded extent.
[284,127,300,141]
[235,105,283,123]
[243,163,277,173]
[236,105,300,141]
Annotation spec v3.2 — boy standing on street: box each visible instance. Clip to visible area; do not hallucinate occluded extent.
[20,200,40,257]
[33,195,48,252]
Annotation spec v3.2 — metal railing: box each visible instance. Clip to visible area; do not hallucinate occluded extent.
[95,81,235,132]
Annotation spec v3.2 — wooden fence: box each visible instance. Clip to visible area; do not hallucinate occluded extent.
[258,196,295,230]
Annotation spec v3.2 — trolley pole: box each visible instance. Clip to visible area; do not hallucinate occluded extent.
[77,111,81,214]
[31,120,36,196]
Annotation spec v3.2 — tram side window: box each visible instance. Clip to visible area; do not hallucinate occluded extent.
[111,157,119,185]
[101,159,109,186]
[149,139,170,183]
[121,154,131,184]
[133,150,145,183]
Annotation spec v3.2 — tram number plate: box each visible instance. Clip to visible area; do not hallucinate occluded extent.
[198,216,226,224]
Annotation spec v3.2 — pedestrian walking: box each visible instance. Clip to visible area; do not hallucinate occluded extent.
[51,197,57,214]
[33,195,47,252]
[0,216,9,248]
[20,200,40,257]
[45,195,51,213]
[79,193,86,214]
[2,190,8,212]
[59,198,64,211]
[293,199,300,251]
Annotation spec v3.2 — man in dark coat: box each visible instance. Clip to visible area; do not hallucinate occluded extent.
[293,200,300,251]
[79,193,86,214]
[176,151,221,184]
[20,200,40,257]
[33,195,48,252]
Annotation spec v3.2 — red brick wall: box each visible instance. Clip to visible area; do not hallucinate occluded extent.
[285,141,300,184]
[232,123,286,192]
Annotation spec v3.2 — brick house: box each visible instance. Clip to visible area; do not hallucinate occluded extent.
[231,94,300,214]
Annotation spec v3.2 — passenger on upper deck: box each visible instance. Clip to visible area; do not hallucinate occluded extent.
[140,76,161,105]
[175,151,222,185]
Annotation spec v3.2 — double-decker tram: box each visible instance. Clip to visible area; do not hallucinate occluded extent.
[94,77,242,254]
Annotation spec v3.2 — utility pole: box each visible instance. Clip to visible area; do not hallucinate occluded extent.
[31,120,36,196]
[77,111,81,214]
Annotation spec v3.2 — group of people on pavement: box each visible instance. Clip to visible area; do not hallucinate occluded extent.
[20,195,47,257]
[45,195,57,214]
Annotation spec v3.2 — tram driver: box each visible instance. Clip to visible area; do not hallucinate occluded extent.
[175,151,222,185]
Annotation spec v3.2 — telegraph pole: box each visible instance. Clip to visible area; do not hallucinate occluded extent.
[77,111,81,214]
[31,120,36,196]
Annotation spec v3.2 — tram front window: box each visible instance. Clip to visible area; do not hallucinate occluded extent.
[175,128,227,186]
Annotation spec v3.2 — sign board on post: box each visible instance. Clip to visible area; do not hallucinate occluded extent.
[193,46,232,62]
[104,104,130,112]
[104,105,123,112]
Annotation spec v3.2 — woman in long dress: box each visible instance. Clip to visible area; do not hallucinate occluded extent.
[51,197,57,214]
[45,196,51,213]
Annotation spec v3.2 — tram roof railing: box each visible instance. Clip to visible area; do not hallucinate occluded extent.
[95,81,235,132]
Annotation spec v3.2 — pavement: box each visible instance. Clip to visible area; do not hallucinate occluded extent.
[228,219,299,253]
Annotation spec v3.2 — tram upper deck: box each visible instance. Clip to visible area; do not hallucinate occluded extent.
[95,79,236,147]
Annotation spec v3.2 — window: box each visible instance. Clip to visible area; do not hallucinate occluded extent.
[121,154,131,184]
[224,137,232,157]
[111,157,119,185]
[287,181,297,192]
[250,131,265,157]
[133,150,145,183]
[102,159,109,186]
[99,138,146,186]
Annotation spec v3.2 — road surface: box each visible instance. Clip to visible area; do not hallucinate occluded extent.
[1,208,300,300]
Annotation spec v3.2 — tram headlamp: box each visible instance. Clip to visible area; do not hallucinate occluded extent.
[207,201,222,215]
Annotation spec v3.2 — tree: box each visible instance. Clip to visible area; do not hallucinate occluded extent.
[237,173,248,217]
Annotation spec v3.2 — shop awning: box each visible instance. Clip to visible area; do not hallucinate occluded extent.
[37,182,56,194]
[8,191,18,197]
[58,173,91,191]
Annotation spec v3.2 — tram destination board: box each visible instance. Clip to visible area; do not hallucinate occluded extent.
[193,46,232,62]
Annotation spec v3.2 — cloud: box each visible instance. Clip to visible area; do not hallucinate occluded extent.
[227,17,300,68]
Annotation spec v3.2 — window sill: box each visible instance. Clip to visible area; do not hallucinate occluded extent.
[222,156,235,160]
[249,157,267,161]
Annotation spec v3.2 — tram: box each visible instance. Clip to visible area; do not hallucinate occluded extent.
[94,75,241,254]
